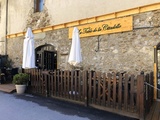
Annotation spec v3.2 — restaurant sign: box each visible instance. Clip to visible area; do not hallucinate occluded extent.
[69,16,132,39]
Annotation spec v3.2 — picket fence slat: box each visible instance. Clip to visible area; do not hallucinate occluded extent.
[102,73,106,106]
[118,73,122,109]
[88,71,92,103]
[124,74,129,110]
[24,69,154,120]
[54,70,56,96]
[130,75,135,112]
[113,73,116,108]
[67,71,70,99]
[78,71,81,101]
[107,73,111,107]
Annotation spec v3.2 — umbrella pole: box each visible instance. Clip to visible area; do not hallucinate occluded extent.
[71,65,77,70]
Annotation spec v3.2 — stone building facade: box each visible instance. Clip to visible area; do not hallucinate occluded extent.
[0,1,160,76]
[6,9,160,75]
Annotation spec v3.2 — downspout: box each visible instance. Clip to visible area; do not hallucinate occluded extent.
[5,0,8,55]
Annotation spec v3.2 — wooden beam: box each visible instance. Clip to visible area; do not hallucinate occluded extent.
[116,8,139,17]
[79,19,88,24]
[97,13,115,21]
[140,3,160,12]
[43,26,53,32]
[154,46,157,100]
[9,34,17,38]
[33,29,43,34]
[53,24,66,30]
[87,17,97,23]
[65,21,79,27]
[17,32,25,37]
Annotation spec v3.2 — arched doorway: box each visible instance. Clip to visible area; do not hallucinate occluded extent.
[35,44,57,70]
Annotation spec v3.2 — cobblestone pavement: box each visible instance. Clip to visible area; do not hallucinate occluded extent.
[0,92,137,120]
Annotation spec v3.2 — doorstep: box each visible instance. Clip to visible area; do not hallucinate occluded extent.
[0,83,16,93]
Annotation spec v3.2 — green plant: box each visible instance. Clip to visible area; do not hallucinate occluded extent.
[12,73,29,85]
[5,58,13,68]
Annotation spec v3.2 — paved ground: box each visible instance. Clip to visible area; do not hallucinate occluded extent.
[0,91,138,120]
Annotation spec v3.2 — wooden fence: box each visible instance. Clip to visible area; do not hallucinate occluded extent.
[24,69,154,120]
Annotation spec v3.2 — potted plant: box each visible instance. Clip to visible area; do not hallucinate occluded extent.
[12,73,29,94]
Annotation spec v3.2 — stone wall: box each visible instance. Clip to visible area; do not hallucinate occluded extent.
[7,10,160,75]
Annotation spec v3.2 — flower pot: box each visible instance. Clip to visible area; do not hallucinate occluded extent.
[15,85,26,94]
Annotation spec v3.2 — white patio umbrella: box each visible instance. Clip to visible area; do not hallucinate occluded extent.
[68,27,82,66]
[22,27,36,69]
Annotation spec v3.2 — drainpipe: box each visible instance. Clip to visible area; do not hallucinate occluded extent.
[5,0,8,55]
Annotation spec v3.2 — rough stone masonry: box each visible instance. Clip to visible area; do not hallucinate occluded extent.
[7,9,160,75]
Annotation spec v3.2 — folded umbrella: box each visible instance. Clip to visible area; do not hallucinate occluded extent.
[22,28,36,69]
[68,27,82,66]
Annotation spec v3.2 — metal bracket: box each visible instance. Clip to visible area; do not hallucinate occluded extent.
[95,35,102,52]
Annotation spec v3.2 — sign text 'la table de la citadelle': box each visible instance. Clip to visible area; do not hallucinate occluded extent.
[69,16,133,39]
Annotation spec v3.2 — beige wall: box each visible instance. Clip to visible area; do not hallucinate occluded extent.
[7,0,32,34]
[5,0,160,34]
[46,0,160,25]
[0,0,7,54]
[0,0,32,54]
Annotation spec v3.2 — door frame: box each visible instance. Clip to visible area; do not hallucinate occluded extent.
[154,46,157,99]
[154,43,160,100]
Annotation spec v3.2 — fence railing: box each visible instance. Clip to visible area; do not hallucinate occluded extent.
[24,69,154,120]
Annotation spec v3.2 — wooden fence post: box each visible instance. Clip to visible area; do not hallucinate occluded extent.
[145,74,149,114]
[44,73,48,97]
[149,72,154,105]
[137,75,145,120]
[83,71,88,106]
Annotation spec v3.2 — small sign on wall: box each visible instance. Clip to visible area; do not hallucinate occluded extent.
[69,16,133,39]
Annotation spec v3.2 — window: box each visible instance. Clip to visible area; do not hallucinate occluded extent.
[34,0,44,12]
